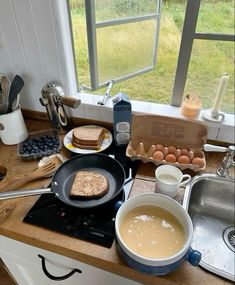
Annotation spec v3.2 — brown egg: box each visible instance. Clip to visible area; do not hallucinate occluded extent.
[188,150,194,161]
[153,150,164,161]
[181,148,189,155]
[168,145,177,154]
[192,157,204,168]
[178,155,190,164]
[175,149,182,158]
[155,144,164,151]
[165,154,177,163]
[163,147,169,156]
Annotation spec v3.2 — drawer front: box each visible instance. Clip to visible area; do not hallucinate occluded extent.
[0,236,141,285]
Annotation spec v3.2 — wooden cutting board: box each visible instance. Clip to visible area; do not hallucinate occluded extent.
[0,144,55,223]
[0,201,16,223]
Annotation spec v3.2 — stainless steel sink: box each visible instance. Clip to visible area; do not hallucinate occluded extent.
[183,174,235,281]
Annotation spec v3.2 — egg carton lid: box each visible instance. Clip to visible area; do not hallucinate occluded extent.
[129,115,208,149]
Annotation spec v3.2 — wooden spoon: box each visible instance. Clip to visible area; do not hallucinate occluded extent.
[0,74,10,114]
[0,157,61,192]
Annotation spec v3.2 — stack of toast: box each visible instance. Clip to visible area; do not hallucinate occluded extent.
[72,126,105,150]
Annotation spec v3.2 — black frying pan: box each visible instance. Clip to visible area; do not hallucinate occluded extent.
[0,153,126,208]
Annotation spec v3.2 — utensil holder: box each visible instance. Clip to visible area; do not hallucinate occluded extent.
[0,106,28,145]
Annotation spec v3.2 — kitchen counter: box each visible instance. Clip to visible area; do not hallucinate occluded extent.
[0,118,233,285]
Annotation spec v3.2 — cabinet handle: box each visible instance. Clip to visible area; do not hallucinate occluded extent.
[38,254,82,281]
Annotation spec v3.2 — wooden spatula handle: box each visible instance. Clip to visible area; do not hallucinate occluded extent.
[0,176,37,192]
[0,166,52,192]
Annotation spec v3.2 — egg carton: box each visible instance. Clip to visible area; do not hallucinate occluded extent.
[126,114,208,172]
[126,142,206,172]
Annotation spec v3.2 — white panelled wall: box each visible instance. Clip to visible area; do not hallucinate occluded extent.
[0,0,77,111]
[0,0,234,143]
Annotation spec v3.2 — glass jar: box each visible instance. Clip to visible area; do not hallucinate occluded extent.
[181,94,202,119]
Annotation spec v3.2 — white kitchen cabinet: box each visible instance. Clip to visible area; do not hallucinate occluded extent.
[0,236,141,285]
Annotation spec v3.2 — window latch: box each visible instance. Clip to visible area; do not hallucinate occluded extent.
[97,80,114,106]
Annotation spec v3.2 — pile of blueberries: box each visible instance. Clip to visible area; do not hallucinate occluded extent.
[19,132,60,158]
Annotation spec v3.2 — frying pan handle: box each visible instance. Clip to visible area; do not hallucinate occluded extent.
[38,254,82,281]
[0,188,52,200]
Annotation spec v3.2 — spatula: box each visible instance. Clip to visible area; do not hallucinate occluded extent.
[7,74,24,113]
[0,157,60,192]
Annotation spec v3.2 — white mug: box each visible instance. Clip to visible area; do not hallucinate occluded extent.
[0,107,28,145]
[155,165,191,198]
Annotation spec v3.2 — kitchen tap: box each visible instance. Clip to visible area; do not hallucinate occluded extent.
[40,82,81,130]
[203,144,235,177]
[217,146,235,177]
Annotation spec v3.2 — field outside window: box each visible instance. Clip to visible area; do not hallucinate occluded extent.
[69,0,234,114]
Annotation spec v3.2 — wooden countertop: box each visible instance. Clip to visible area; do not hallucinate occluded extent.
[0,119,233,285]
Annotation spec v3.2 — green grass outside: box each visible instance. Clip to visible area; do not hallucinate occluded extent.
[70,0,234,113]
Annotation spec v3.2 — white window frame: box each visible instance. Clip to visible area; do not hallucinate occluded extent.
[172,0,235,106]
[55,0,234,143]
[84,0,161,90]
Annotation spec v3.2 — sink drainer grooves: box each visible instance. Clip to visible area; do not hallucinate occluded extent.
[223,226,235,252]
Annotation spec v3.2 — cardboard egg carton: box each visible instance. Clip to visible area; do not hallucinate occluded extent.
[126,115,208,172]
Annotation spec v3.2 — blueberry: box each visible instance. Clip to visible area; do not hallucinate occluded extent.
[19,132,60,158]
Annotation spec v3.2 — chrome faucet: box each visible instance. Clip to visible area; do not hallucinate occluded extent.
[217,146,235,177]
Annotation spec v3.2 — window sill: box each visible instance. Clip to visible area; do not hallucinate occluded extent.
[70,92,234,144]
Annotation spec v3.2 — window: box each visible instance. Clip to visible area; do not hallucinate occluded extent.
[69,0,234,115]
[0,0,233,143]
[84,0,161,90]
[172,0,234,115]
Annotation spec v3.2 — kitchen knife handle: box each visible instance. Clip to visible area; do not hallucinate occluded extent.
[38,254,82,281]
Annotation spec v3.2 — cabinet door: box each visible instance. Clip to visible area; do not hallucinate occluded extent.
[0,236,141,285]
[1,252,67,285]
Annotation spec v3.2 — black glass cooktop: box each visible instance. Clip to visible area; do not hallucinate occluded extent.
[23,144,139,248]
[24,190,124,248]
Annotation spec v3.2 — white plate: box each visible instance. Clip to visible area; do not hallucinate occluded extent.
[63,125,113,154]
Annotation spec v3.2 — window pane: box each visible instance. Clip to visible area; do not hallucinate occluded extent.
[95,0,158,22]
[69,0,186,102]
[96,21,156,84]
[197,0,234,34]
[95,1,186,103]
[70,2,91,87]
[185,40,234,114]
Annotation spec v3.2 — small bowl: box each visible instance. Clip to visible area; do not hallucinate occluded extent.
[115,193,201,275]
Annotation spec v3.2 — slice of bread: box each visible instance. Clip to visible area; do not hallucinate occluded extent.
[72,126,105,150]
[71,141,101,150]
[70,170,109,199]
